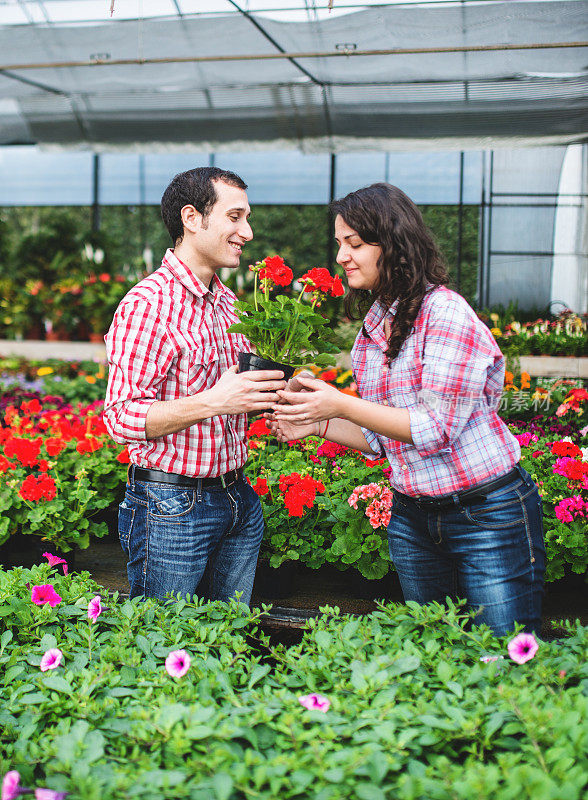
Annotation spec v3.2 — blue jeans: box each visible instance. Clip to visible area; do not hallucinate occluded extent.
[387,466,545,635]
[118,472,264,604]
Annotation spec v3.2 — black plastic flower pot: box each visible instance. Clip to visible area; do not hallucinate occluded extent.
[237,351,295,381]
[347,569,401,601]
[238,352,295,414]
[253,559,299,600]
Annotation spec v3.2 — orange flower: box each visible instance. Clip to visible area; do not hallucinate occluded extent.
[504,370,514,386]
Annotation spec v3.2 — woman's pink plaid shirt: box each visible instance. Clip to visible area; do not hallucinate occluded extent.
[104,249,251,478]
[352,286,520,497]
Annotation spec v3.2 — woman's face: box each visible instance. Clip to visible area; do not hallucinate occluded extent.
[334,215,382,291]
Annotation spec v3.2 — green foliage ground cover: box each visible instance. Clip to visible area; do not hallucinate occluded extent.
[1,565,587,800]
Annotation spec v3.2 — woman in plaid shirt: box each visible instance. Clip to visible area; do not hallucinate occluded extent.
[273,183,545,636]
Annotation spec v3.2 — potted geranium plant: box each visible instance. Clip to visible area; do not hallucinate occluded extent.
[228,255,345,378]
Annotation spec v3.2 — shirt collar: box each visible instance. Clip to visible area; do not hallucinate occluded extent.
[162,249,230,304]
[363,297,399,350]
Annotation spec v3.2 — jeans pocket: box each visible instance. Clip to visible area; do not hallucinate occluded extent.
[118,501,136,555]
[464,493,525,529]
[146,485,196,520]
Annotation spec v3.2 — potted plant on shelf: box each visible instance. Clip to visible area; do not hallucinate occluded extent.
[228,255,345,379]
[80,273,134,340]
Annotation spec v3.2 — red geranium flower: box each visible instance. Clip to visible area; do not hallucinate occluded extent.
[45,438,66,457]
[252,477,270,496]
[551,441,582,459]
[4,436,43,467]
[330,275,345,297]
[279,472,325,517]
[258,255,294,287]
[317,441,348,459]
[21,399,42,415]
[116,447,131,464]
[301,267,334,293]
[76,437,103,454]
[19,473,57,502]
[247,418,272,438]
[552,457,588,482]
[566,388,588,403]
[300,267,344,297]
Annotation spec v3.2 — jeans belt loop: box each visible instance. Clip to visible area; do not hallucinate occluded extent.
[196,478,202,503]
[220,473,227,489]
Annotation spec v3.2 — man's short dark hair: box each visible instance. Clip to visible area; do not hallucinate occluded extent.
[160,167,248,245]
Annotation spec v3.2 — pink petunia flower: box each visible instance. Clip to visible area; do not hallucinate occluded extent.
[165,649,191,678]
[31,584,62,608]
[35,790,69,800]
[507,632,539,664]
[40,648,63,672]
[87,595,102,623]
[298,693,330,712]
[2,771,21,800]
[42,552,68,576]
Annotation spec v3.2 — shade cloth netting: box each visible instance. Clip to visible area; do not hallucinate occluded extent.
[0,0,586,150]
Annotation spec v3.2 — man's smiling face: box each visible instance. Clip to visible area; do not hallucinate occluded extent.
[192,179,253,271]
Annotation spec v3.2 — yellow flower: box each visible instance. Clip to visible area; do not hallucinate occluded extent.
[490,327,502,337]
[489,313,499,323]
[336,369,353,384]
[37,367,54,376]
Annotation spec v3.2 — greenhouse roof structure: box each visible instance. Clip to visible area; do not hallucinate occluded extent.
[0,0,587,151]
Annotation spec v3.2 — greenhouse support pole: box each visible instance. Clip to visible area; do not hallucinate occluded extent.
[484,151,494,308]
[456,151,464,292]
[92,153,100,232]
[478,152,487,307]
[327,153,336,270]
[139,154,146,250]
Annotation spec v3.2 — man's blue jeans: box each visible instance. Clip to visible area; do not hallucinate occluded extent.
[387,466,546,635]
[117,471,264,604]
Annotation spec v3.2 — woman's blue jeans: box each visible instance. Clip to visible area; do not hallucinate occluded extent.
[118,473,264,604]
[387,466,546,635]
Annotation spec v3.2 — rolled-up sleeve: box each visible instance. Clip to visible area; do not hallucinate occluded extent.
[103,296,174,444]
[408,301,496,457]
[360,426,386,458]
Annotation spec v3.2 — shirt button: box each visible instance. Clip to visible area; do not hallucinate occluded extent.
[401,465,408,471]
[382,400,389,406]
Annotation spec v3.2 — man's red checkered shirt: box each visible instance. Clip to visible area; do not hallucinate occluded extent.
[104,249,251,478]
[353,286,520,497]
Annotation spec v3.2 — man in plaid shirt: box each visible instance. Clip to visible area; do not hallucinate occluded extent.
[104,167,286,602]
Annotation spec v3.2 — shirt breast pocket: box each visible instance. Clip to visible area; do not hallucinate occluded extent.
[187,345,219,394]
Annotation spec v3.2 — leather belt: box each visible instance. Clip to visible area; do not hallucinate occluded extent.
[396,466,521,511]
[130,465,244,488]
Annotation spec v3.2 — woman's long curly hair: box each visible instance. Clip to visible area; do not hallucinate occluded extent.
[331,183,449,361]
